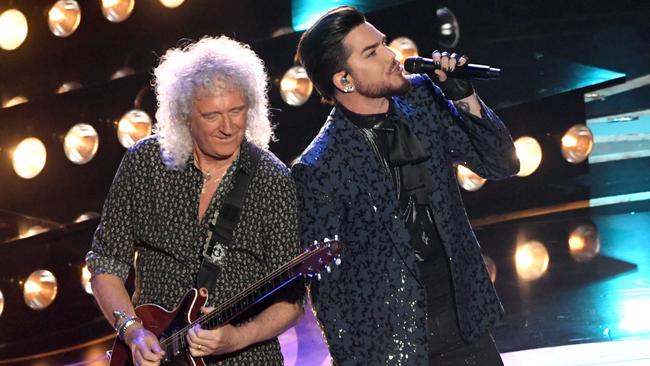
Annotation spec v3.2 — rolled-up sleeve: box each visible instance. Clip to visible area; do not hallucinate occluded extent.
[85,150,137,281]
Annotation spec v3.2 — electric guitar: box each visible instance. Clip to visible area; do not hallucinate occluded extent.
[108,239,342,366]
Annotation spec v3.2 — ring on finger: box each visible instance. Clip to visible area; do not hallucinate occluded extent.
[197,344,202,351]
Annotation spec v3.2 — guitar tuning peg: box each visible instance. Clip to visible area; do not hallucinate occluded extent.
[335,257,341,266]
[324,237,330,242]
[326,265,331,273]
[314,240,319,245]
[317,273,322,281]
[334,234,339,241]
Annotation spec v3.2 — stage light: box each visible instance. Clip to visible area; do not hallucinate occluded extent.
[0,9,28,51]
[280,66,313,107]
[568,224,600,263]
[23,270,58,310]
[12,137,47,179]
[456,164,486,191]
[56,81,83,94]
[81,265,92,294]
[515,240,549,281]
[159,0,184,8]
[561,124,593,164]
[101,0,134,23]
[0,289,4,317]
[48,0,81,38]
[110,66,135,80]
[75,211,100,223]
[64,123,99,164]
[483,255,497,284]
[18,225,48,239]
[2,95,28,108]
[436,7,460,49]
[514,136,542,177]
[388,37,418,65]
[117,109,152,148]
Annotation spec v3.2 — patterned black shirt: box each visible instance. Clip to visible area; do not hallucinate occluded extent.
[86,136,300,365]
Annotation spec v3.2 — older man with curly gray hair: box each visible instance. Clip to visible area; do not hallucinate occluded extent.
[86,36,303,366]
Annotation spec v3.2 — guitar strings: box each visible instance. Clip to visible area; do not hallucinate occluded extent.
[159,248,312,348]
[158,245,326,348]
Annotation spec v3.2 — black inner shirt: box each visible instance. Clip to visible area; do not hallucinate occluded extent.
[339,102,456,314]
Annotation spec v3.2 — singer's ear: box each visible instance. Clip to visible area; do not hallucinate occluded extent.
[332,70,353,93]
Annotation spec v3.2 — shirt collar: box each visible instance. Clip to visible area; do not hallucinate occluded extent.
[336,101,394,130]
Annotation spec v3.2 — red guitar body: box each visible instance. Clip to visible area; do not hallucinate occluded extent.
[109,288,208,366]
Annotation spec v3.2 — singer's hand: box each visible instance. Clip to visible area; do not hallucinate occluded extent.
[431,51,468,81]
[431,50,475,101]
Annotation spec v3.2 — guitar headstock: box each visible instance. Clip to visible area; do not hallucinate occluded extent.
[297,237,343,277]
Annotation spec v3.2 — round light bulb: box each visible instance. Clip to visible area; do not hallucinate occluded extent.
[23,270,58,310]
[561,124,593,164]
[12,137,47,179]
[48,0,81,37]
[514,136,542,177]
[279,66,313,106]
[0,9,28,51]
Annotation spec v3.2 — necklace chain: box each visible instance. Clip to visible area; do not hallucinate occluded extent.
[194,154,229,194]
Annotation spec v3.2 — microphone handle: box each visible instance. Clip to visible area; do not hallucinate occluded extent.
[406,57,501,80]
[420,63,501,80]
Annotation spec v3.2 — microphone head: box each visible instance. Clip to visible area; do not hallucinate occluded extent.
[403,57,422,74]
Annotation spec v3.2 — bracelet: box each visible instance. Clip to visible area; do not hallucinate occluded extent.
[112,309,128,331]
[112,309,142,341]
[117,316,142,341]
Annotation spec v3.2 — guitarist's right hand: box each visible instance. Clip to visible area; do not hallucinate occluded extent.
[124,323,166,366]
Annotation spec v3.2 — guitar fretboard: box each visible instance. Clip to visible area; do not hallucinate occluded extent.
[158,248,312,351]
[201,269,298,329]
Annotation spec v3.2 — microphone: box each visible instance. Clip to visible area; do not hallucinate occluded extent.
[404,56,501,80]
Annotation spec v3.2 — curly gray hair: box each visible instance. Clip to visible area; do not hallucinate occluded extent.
[153,36,273,169]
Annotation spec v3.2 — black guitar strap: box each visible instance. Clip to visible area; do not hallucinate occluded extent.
[196,144,262,290]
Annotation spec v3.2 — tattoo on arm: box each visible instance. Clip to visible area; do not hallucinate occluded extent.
[455,101,471,114]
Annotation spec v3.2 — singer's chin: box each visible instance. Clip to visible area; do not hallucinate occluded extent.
[390,77,411,96]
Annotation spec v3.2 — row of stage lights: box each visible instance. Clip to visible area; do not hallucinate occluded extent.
[1,65,137,110]
[457,125,594,192]
[10,116,593,183]
[0,223,600,317]
[0,0,185,51]
[11,109,152,179]
[0,3,461,51]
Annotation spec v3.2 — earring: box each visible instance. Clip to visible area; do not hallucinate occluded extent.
[344,85,354,93]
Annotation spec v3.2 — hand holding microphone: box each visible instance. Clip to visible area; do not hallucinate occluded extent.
[403,51,501,80]
[404,51,496,101]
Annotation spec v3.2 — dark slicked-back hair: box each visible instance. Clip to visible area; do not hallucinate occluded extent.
[295,6,365,104]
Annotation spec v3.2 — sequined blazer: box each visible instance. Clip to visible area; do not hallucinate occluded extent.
[292,74,520,365]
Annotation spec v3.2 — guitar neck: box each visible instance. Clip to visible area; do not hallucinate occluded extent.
[161,252,308,348]
[200,267,301,329]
